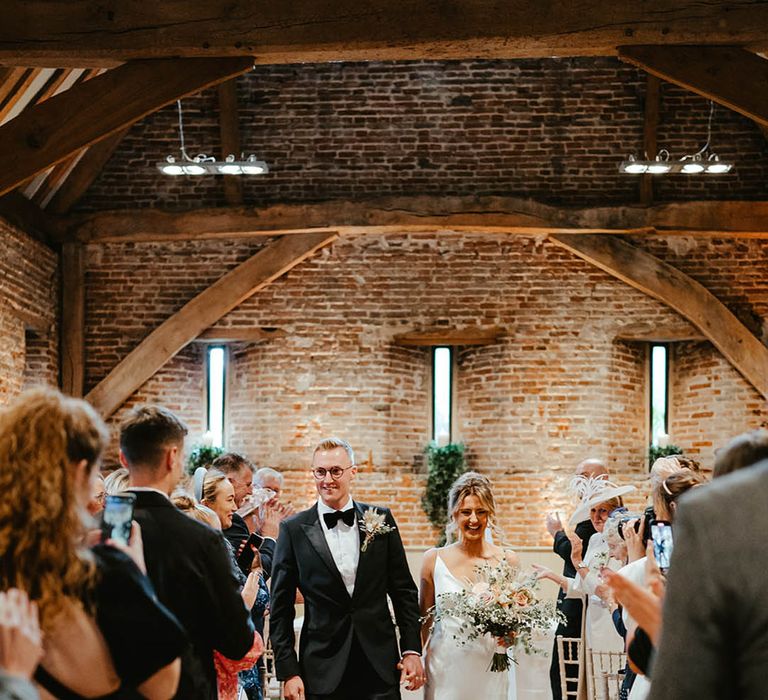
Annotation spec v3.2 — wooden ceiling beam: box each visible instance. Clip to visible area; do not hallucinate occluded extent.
[393,326,504,346]
[619,45,768,128]
[47,128,130,214]
[217,79,243,206]
[551,233,768,400]
[0,2,767,65]
[85,231,337,417]
[195,326,285,343]
[0,56,254,198]
[65,197,768,243]
[0,191,59,247]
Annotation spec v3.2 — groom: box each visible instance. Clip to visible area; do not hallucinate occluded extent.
[270,437,424,700]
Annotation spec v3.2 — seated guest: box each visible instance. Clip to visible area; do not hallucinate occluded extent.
[120,406,255,700]
[0,588,41,700]
[0,388,185,699]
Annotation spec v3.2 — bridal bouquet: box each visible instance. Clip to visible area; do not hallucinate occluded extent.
[429,560,562,672]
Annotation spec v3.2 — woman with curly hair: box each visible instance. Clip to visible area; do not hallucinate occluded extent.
[0,387,186,699]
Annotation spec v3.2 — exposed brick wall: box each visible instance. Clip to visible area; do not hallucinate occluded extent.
[0,220,58,405]
[670,341,768,463]
[84,232,767,547]
[76,58,768,213]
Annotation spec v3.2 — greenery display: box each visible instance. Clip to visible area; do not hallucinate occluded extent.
[648,443,683,464]
[186,444,225,475]
[421,442,467,545]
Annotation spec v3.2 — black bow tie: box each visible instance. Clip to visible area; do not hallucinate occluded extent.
[323,508,355,529]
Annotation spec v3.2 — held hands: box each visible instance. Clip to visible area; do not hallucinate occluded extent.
[283,675,305,700]
[531,564,568,593]
[107,521,147,575]
[0,588,43,680]
[623,518,646,563]
[398,653,426,691]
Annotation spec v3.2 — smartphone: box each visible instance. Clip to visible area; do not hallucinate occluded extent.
[650,520,673,574]
[237,532,265,571]
[101,493,136,546]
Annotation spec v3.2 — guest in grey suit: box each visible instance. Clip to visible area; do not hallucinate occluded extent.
[648,460,768,700]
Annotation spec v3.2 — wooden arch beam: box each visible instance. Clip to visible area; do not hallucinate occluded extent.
[86,231,337,417]
[0,56,254,198]
[550,233,768,399]
[619,46,768,128]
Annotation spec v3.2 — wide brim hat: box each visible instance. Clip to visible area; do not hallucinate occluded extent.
[568,475,635,526]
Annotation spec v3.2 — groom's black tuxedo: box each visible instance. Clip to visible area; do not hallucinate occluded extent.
[270,501,421,696]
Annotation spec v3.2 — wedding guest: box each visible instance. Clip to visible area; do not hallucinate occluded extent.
[104,467,130,494]
[0,589,41,700]
[544,457,608,700]
[635,459,768,700]
[87,472,106,516]
[174,484,266,700]
[120,405,255,700]
[713,429,768,478]
[420,472,519,700]
[0,388,186,699]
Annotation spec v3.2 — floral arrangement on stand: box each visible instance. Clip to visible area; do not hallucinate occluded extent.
[426,560,563,671]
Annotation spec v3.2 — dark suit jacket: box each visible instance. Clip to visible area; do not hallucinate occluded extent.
[649,461,768,700]
[553,520,596,637]
[130,489,255,700]
[269,501,421,695]
[223,511,276,639]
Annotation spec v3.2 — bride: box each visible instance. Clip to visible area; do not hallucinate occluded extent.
[419,471,520,700]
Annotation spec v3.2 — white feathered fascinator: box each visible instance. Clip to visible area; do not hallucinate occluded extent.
[568,474,635,526]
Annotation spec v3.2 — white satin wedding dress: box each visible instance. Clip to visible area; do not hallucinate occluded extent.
[425,554,516,700]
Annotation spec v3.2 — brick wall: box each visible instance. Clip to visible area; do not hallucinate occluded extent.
[84,232,767,547]
[76,58,768,213]
[0,220,58,405]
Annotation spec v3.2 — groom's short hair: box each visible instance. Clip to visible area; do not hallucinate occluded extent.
[313,437,355,465]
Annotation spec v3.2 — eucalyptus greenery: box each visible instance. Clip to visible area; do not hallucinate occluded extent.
[421,442,467,545]
[186,444,225,476]
[648,443,683,464]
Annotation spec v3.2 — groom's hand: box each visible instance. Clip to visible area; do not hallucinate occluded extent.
[284,675,305,700]
[398,654,425,691]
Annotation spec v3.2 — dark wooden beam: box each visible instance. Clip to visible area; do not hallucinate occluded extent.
[60,242,85,397]
[0,192,59,247]
[217,79,243,206]
[66,197,768,243]
[551,233,768,399]
[619,46,768,128]
[393,326,504,346]
[640,74,660,206]
[47,128,130,214]
[0,57,254,198]
[86,231,337,417]
[1,2,767,65]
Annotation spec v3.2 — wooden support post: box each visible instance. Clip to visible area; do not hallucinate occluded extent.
[61,241,85,397]
[640,74,660,206]
[217,79,243,206]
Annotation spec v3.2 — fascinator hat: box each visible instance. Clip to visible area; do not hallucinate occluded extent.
[568,474,635,526]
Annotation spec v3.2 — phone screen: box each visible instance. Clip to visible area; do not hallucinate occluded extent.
[101,493,136,546]
[651,520,673,574]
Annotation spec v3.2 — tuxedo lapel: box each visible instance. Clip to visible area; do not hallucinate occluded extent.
[300,508,350,595]
[352,501,373,598]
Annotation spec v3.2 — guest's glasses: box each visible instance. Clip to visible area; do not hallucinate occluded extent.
[311,466,354,480]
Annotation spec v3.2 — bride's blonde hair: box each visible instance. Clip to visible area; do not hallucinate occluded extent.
[445,471,505,544]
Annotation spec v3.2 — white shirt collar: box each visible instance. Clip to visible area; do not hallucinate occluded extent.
[317,496,354,515]
[128,486,172,502]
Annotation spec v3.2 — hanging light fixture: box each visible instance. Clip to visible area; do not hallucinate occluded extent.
[157,100,269,176]
[620,102,733,176]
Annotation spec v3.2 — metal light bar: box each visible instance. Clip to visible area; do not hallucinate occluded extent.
[157,154,269,176]
[619,153,733,175]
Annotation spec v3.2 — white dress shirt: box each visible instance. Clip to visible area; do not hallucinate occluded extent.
[318,497,359,596]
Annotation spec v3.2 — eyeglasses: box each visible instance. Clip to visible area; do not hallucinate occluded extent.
[311,466,354,480]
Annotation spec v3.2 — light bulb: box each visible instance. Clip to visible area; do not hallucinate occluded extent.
[218,164,242,175]
[706,162,732,174]
[681,162,705,174]
[183,164,206,175]
[161,164,185,175]
[647,163,671,174]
